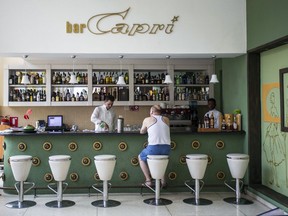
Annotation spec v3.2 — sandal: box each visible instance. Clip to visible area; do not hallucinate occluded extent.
[142,180,154,187]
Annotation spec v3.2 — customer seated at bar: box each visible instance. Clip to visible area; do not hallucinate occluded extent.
[138,105,171,188]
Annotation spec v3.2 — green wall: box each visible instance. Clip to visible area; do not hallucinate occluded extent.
[261,45,288,195]
[215,1,288,190]
[247,0,288,50]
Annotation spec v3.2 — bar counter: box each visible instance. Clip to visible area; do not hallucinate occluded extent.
[2,130,245,194]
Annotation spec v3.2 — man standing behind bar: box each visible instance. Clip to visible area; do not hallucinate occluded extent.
[90,95,116,132]
[138,105,171,188]
[205,98,222,129]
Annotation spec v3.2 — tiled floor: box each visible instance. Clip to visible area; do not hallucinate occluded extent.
[0,188,285,216]
[0,166,286,216]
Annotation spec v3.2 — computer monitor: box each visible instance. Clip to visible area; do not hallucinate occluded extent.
[46,115,63,131]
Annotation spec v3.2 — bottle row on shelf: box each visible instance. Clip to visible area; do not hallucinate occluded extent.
[9,71,46,85]
[134,72,166,85]
[92,71,129,85]
[92,87,129,101]
[174,72,209,85]
[134,86,169,101]
[51,89,88,102]
[174,87,209,101]
[52,71,88,85]
[9,89,47,102]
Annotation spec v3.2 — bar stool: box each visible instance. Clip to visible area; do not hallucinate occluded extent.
[45,155,75,208]
[143,155,172,206]
[183,154,212,205]
[5,155,36,208]
[223,153,253,205]
[91,155,120,208]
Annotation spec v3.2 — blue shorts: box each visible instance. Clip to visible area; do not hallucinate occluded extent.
[139,144,171,162]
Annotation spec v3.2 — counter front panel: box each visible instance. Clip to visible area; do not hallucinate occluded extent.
[3,131,245,194]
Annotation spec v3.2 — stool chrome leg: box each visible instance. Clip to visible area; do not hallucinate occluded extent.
[91,180,121,208]
[143,179,172,206]
[46,181,75,208]
[6,181,36,209]
[223,178,253,205]
[183,179,212,206]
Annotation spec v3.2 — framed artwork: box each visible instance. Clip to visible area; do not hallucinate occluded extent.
[279,67,288,131]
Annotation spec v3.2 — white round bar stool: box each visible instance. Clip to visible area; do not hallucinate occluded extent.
[5,155,36,209]
[143,155,172,206]
[91,155,120,208]
[45,155,75,208]
[223,153,253,205]
[183,154,212,205]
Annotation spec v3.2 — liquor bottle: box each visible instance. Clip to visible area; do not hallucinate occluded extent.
[221,119,227,130]
[14,73,18,84]
[209,112,214,128]
[56,72,62,84]
[92,73,97,84]
[36,91,41,102]
[124,72,129,84]
[85,73,88,84]
[83,90,88,101]
[71,94,76,101]
[62,73,66,84]
[76,92,80,101]
[100,73,104,84]
[79,92,84,101]
[192,73,196,84]
[9,90,13,101]
[17,72,22,84]
[109,72,112,84]
[182,72,187,84]
[134,89,139,101]
[43,90,46,101]
[76,72,81,84]
[226,116,232,130]
[42,73,46,84]
[30,73,34,84]
[145,73,149,84]
[205,75,209,84]
[9,74,14,84]
[99,88,105,101]
[112,88,117,100]
[232,116,238,130]
[35,73,39,84]
[204,114,210,128]
[66,89,71,101]
[165,91,169,101]
[105,72,110,84]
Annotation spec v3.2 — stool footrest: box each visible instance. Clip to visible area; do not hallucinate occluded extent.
[184,179,204,194]
[224,179,243,193]
[14,181,35,195]
[47,182,68,195]
[92,182,112,195]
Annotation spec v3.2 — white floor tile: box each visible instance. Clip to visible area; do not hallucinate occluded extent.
[0,189,282,216]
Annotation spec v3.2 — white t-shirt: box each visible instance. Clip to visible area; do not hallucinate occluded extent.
[147,115,171,145]
[90,104,116,132]
[204,109,222,129]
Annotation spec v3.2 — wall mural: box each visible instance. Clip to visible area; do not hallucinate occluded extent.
[262,83,287,188]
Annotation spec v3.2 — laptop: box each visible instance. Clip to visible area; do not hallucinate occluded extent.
[45,115,64,131]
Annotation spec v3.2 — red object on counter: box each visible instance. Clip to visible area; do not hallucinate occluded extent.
[10,117,18,127]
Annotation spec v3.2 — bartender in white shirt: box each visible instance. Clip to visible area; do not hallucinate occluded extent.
[90,95,116,132]
[204,98,222,129]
